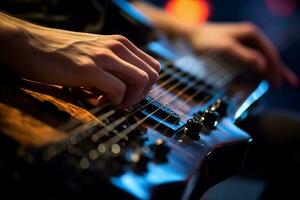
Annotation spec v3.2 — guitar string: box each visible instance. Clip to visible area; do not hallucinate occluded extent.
[154,77,226,136]
[104,72,209,146]
[90,70,206,143]
[65,64,197,138]
[84,51,228,143]
[99,54,235,146]
[62,21,296,133]
[82,82,209,158]
[60,63,184,133]
[50,20,297,159]
[137,23,298,143]
[60,50,218,133]
[152,86,216,131]
[50,51,241,156]
[63,51,219,138]
[100,19,300,156]
[51,62,207,152]
[78,76,222,160]
[50,51,236,156]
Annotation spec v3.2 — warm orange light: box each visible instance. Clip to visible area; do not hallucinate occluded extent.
[165,0,210,24]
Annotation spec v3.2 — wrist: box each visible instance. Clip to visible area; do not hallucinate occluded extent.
[177,23,199,39]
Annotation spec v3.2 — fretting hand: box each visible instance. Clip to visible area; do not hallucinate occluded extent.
[134,2,298,88]
[183,23,298,87]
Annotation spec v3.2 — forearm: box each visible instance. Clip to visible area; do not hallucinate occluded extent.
[0,12,46,45]
[0,12,74,79]
[0,12,37,72]
[0,12,161,107]
[0,12,75,86]
[132,1,196,39]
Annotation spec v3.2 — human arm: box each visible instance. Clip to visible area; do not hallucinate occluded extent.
[0,12,160,107]
[133,1,298,87]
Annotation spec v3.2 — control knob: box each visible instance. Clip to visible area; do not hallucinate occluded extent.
[201,110,219,129]
[184,118,203,140]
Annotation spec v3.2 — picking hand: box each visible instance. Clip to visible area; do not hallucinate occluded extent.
[0,13,160,107]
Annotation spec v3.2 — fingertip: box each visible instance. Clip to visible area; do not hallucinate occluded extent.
[154,60,161,72]
[96,95,109,107]
[283,66,299,87]
[289,76,299,87]
[292,78,299,87]
[86,98,99,107]
[257,56,267,73]
[247,50,267,75]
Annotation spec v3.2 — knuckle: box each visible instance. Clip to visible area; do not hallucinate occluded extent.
[112,34,128,43]
[152,60,161,72]
[220,43,235,53]
[76,57,95,67]
[94,49,114,60]
[138,71,150,86]
[245,55,260,66]
[242,22,258,34]
[74,58,96,76]
[150,70,159,83]
[112,83,126,104]
[108,40,126,51]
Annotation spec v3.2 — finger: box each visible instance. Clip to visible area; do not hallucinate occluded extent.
[238,25,284,86]
[71,87,108,107]
[227,43,267,75]
[39,57,125,105]
[230,44,285,87]
[111,35,161,72]
[93,54,149,107]
[282,66,299,87]
[83,68,127,105]
[110,41,159,92]
[85,95,107,107]
[71,87,101,99]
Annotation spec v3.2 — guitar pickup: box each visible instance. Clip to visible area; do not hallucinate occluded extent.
[134,96,184,132]
[141,96,180,124]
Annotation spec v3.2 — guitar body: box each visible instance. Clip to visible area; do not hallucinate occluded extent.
[0,1,269,199]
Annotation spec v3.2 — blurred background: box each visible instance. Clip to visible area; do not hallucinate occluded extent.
[146,0,300,199]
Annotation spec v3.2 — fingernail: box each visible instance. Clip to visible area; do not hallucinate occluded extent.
[96,95,107,106]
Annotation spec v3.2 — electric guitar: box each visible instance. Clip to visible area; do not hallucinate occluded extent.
[0,0,269,199]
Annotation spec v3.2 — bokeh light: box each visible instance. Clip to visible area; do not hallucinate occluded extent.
[266,0,298,17]
[165,0,210,24]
